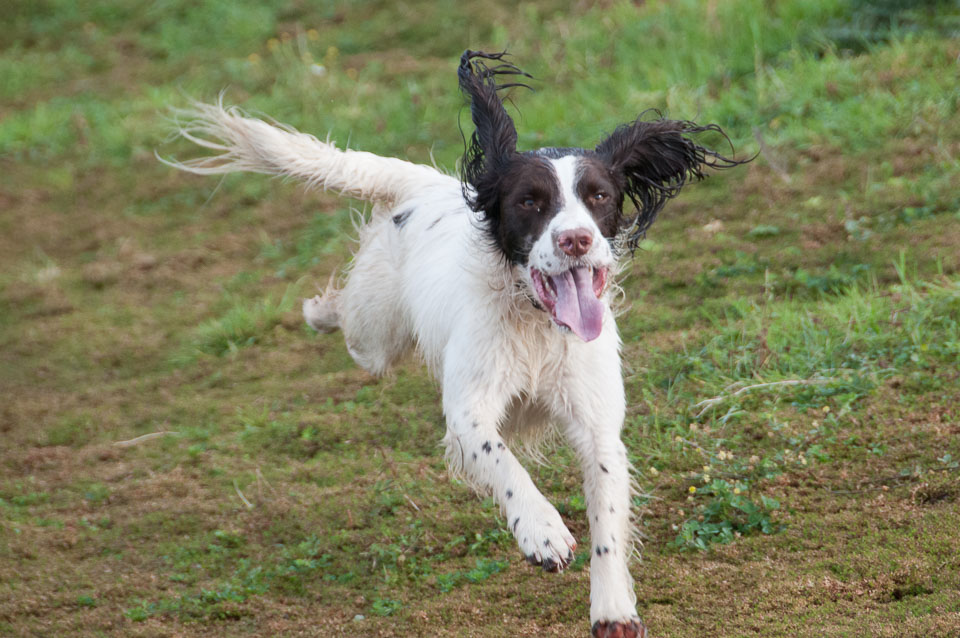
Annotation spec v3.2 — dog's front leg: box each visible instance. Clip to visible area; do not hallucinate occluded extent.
[440,345,577,571]
[561,341,646,638]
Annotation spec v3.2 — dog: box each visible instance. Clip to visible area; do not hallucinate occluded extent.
[166,50,746,638]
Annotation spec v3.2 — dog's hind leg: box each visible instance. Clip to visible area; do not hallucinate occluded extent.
[303,275,341,333]
[305,217,411,377]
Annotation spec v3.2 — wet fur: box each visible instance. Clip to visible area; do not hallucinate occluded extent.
[164,50,748,638]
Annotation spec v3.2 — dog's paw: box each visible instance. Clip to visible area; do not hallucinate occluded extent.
[302,292,339,333]
[591,619,647,638]
[511,503,577,572]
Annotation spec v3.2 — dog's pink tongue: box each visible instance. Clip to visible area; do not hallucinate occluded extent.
[550,267,604,342]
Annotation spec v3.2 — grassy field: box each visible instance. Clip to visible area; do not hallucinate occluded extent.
[2,1,960,636]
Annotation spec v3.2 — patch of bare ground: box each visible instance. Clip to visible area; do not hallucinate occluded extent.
[3,7,960,635]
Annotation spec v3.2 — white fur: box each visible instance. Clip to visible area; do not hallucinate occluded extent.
[520,156,617,319]
[169,103,641,630]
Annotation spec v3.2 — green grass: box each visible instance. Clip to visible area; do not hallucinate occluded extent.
[2,0,960,636]
[184,283,303,359]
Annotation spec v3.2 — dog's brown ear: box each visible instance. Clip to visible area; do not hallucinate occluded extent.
[595,113,749,250]
[458,50,531,216]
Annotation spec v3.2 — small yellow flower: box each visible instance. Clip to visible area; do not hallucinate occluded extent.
[822,406,830,413]
[267,38,279,51]
[649,466,659,476]
[733,487,741,495]
[702,465,711,472]
[307,28,319,41]
[749,455,760,464]
[688,486,697,494]
[327,45,339,59]
[675,435,683,443]
[703,475,711,484]
[248,53,261,64]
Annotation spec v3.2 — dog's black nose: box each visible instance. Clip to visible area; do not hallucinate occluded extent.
[557,228,593,257]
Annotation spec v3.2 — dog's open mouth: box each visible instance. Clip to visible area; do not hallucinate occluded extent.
[530,266,608,342]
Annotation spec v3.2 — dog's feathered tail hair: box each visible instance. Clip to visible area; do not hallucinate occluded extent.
[160,97,443,206]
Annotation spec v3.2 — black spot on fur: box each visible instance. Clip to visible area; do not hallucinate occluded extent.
[426,216,443,230]
[544,539,551,547]
[472,452,477,461]
[512,517,520,532]
[391,208,413,228]
[599,463,609,473]
[506,489,513,499]
[482,441,492,454]
[595,546,602,557]
[497,442,505,450]
[602,546,609,554]
[472,421,479,428]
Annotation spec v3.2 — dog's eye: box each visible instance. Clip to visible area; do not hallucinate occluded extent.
[520,197,538,211]
[593,191,608,202]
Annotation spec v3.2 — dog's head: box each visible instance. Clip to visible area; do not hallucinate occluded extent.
[458,50,747,341]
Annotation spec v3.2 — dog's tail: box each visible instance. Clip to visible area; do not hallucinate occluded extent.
[160,99,446,206]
